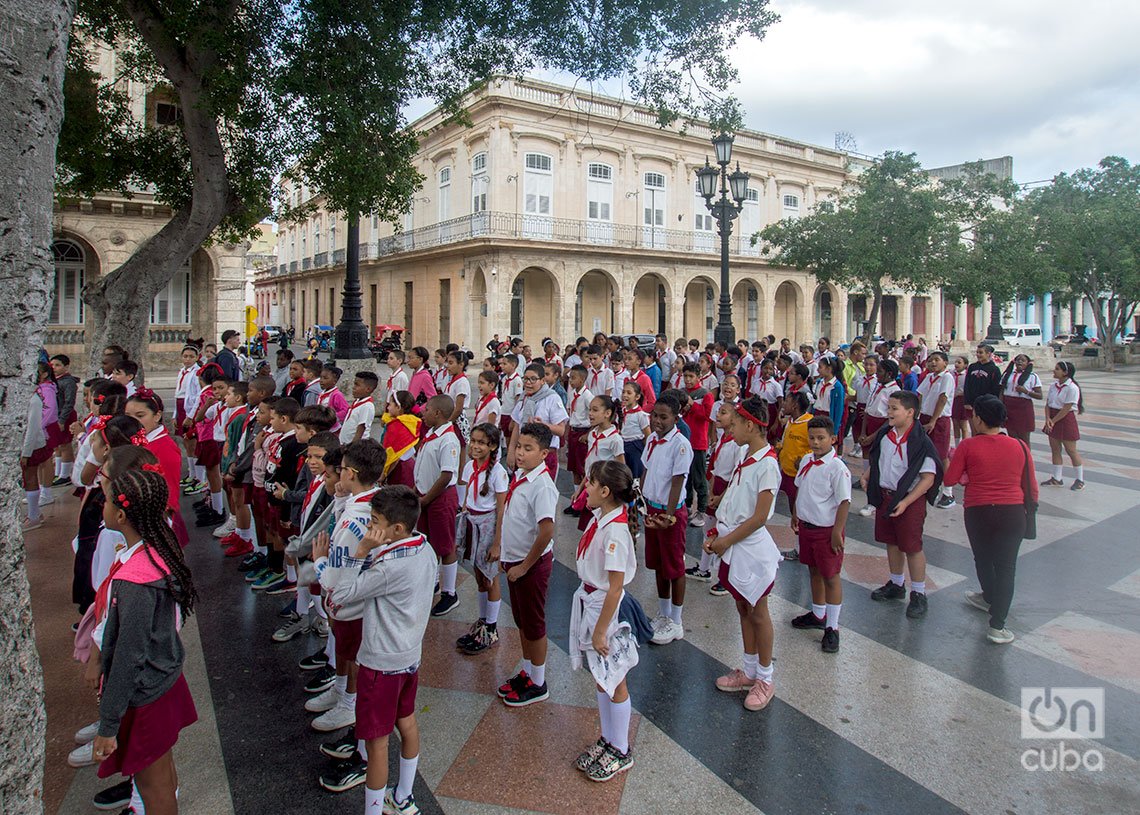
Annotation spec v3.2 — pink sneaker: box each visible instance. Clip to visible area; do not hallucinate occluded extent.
[715,668,753,692]
[744,679,775,711]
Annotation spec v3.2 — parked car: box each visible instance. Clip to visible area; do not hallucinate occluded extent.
[615,333,657,352]
[260,324,283,341]
[1002,323,1043,347]
[1124,332,1138,345]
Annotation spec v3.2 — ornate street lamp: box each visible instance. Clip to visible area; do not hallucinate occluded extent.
[333,215,371,359]
[697,134,750,346]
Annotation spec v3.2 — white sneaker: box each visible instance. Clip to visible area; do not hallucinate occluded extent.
[212,516,237,538]
[650,618,684,645]
[311,703,356,732]
[311,616,329,638]
[987,627,1015,644]
[305,686,339,713]
[689,512,706,528]
[39,492,55,506]
[67,740,98,768]
[22,517,44,532]
[859,505,875,518]
[963,591,990,613]
[649,615,671,634]
[74,721,99,744]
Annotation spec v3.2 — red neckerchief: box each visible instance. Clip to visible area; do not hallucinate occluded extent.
[800,455,826,475]
[475,392,495,418]
[886,423,914,460]
[177,365,197,392]
[447,372,466,393]
[709,433,734,471]
[466,458,490,506]
[577,508,628,559]
[1054,380,1066,393]
[224,405,248,432]
[588,426,618,457]
[731,445,777,487]
[301,477,323,515]
[502,372,518,391]
[386,369,401,391]
[351,487,379,505]
[588,368,602,389]
[317,388,337,404]
[570,387,585,415]
[505,465,551,507]
[790,381,804,393]
[645,429,674,461]
[818,379,833,399]
[287,376,305,391]
[423,423,456,444]
[345,397,371,418]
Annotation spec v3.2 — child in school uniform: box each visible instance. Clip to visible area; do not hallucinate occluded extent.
[239,397,277,579]
[413,395,463,617]
[302,359,324,406]
[681,364,714,528]
[315,485,435,814]
[585,345,615,401]
[498,354,523,442]
[339,372,378,444]
[610,353,629,402]
[283,358,309,403]
[704,395,782,711]
[443,350,472,450]
[191,370,228,527]
[256,397,305,594]
[999,354,1042,446]
[812,356,847,440]
[565,365,594,497]
[508,363,569,477]
[857,358,896,517]
[125,389,191,548]
[791,417,852,653]
[688,400,743,592]
[1041,360,1084,490]
[623,348,657,411]
[917,351,958,509]
[619,381,650,478]
[316,365,350,429]
[850,355,878,458]
[494,422,559,707]
[174,345,202,491]
[862,389,943,619]
[570,394,625,531]
[384,351,410,402]
[472,370,501,430]
[455,423,509,655]
[951,355,970,448]
[571,460,639,782]
[380,391,420,490]
[640,392,694,646]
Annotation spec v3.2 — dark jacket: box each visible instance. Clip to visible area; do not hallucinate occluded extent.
[866,422,944,513]
[963,361,1002,406]
[215,347,241,381]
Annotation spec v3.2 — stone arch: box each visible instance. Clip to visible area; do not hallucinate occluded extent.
[683,273,719,345]
[631,271,670,336]
[48,231,101,327]
[732,277,765,343]
[469,266,488,350]
[773,279,803,344]
[508,265,560,348]
[813,282,841,342]
[573,268,618,337]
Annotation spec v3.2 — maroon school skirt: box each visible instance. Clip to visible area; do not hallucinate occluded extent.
[195,439,221,468]
[860,416,887,454]
[566,427,588,478]
[27,444,54,467]
[174,398,187,437]
[98,674,197,778]
[1045,407,1080,441]
[1003,396,1036,437]
[386,457,415,489]
[951,394,966,421]
[717,561,774,606]
[46,421,71,450]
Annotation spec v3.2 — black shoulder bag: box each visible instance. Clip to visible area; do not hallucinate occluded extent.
[1020,441,1038,540]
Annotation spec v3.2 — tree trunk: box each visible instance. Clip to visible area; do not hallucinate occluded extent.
[0,1,74,813]
[1089,291,1114,372]
[861,284,883,346]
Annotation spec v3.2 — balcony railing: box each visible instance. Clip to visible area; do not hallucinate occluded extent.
[302,257,312,270]
[314,251,328,267]
[333,248,345,264]
[278,264,287,275]
[289,260,298,273]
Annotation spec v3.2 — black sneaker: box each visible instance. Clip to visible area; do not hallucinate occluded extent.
[870,581,907,601]
[906,591,928,618]
[431,591,459,617]
[304,665,337,694]
[1070,479,1085,491]
[462,622,499,655]
[562,505,580,516]
[821,627,840,653]
[319,727,357,760]
[791,611,826,630]
[684,566,711,581]
[299,647,330,671]
[195,508,226,528]
[502,676,549,707]
[93,779,133,810]
[238,551,266,572]
[456,619,484,650]
[935,494,956,509]
[497,670,528,699]
[782,549,799,562]
[709,582,728,596]
[318,753,367,793]
[51,476,72,488]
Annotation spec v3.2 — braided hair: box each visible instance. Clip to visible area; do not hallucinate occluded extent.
[1056,360,1085,414]
[1001,355,1035,389]
[469,422,501,496]
[106,468,197,621]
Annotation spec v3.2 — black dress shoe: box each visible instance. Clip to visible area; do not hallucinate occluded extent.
[870,580,907,601]
[906,591,929,618]
[195,509,226,527]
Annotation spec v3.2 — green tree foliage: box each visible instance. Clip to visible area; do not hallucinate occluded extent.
[1029,156,1140,369]
[56,0,779,364]
[758,151,947,342]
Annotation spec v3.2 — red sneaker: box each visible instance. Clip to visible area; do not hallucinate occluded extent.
[219,531,243,548]
[224,539,253,558]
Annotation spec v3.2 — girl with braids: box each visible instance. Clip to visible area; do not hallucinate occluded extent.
[999,354,1042,446]
[572,394,625,531]
[127,389,190,546]
[89,465,198,815]
[73,382,129,489]
[1041,360,1085,490]
[455,423,509,655]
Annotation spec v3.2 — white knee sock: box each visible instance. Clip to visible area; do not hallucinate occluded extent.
[324,627,336,661]
[1052,464,1063,480]
[485,599,501,625]
[285,563,297,582]
[186,455,197,478]
[195,465,206,483]
[911,580,926,594]
[396,754,418,802]
[440,561,458,594]
[596,690,612,742]
[210,491,224,513]
[669,602,683,627]
[39,486,51,500]
[825,603,842,629]
[25,491,40,521]
[742,651,759,680]
[658,597,670,619]
[811,603,826,619]
[296,584,311,615]
[61,461,73,478]
[698,550,714,572]
[609,698,632,754]
[54,458,62,478]
[890,572,905,586]
[1075,465,1084,481]
[364,786,384,812]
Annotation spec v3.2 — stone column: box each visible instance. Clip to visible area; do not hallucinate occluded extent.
[956,300,967,342]
[900,293,913,338]
[1042,292,1053,340]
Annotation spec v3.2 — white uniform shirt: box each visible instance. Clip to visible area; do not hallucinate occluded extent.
[620,408,650,441]
[918,370,955,418]
[656,348,677,374]
[793,449,853,527]
[611,368,629,401]
[567,386,593,429]
[640,427,693,507]
[716,445,780,530]
[444,373,471,408]
[339,397,375,443]
[1046,380,1080,410]
[756,377,782,405]
[854,374,876,406]
[584,426,623,471]
[698,371,718,394]
[1003,371,1041,400]
[708,435,742,482]
[876,425,937,492]
[953,371,965,397]
[576,505,637,590]
[175,364,200,400]
[865,380,893,419]
[499,464,558,562]
[499,371,523,417]
[460,459,508,513]
[586,366,613,398]
[413,422,461,493]
[472,393,501,427]
[384,368,409,399]
[510,391,569,450]
[814,378,839,414]
[209,404,229,442]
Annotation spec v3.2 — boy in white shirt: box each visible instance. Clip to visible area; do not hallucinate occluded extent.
[565,365,594,496]
[791,417,852,653]
[917,351,956,509]
[384,351,410,401]
[413,395,462,617]
[498,354,523,441]
[585,345,613,399]
[339,372,378,444]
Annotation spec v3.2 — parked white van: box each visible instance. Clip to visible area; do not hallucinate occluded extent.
[1002,324,1043,347]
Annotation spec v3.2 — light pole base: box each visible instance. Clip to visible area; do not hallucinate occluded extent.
[714,322,736,348]
[333,322,373,360]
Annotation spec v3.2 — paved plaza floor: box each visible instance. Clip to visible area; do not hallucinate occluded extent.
[31,367,1140,814]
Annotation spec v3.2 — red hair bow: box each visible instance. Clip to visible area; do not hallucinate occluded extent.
[130,431,149,447]
[94,394,106,404]
[142,462,164,474]
[90,415,110,432]
[136,386,156,400]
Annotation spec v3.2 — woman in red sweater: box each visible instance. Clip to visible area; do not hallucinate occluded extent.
[944,394,1038,645]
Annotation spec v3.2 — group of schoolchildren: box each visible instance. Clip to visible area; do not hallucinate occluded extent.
[40,328,1089,814]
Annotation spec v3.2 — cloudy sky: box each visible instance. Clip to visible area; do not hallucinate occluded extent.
[727,0,1140,183]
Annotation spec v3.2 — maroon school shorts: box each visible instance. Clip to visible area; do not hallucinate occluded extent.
[544,449,559,480]
[356,667,419,740]
[1045,407,1079,441]
[566,427,588,479]
[386,457,414,489]
[717,560,774,606]
[195,438,221,468]
[798,522,844,579]
[417,485,458,558]
[644,505,688,581]
[331,617,363,664]
[503,551,553,640]
[874,488,927,554]
[920,415,951,460]
[97,674,197,778]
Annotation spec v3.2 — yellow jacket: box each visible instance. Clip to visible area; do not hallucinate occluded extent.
[779,413,813,477]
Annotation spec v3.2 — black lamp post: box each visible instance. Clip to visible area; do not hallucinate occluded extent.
[983,296,1005,345]
[697,133,750,347]
[333,214,371,359]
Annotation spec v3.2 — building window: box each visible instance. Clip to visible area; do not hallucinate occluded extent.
[782,193,801,219]
[471,153,488,213]
[586,163,613,245]
[150,263,191,325]
[472,152,487,174]
[642,172,666,248]
[740,188,761,255]
[313,216,322,254]
[330,214,337,250]
[523,152,553,238]
[439,166,451,221]
[747,285,759,338]
[301,225,307,257]
[49,240,85,325]
[155,101,181,127]
[694,182,714,253]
